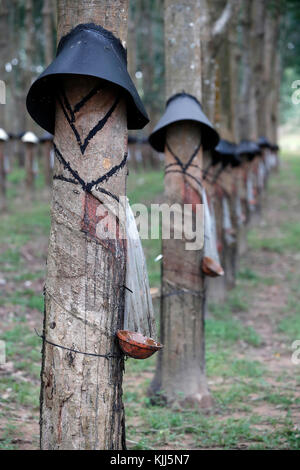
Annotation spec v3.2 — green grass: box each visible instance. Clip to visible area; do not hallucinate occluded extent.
[279,313,300,340]
[1,323,41,379]
[1,289,44,312]
[128,170,164,205]
[0,424,18,450]
[126,397,298,449]
[2,158,300,450]
[248,221,300,253]
[206,317,261,347]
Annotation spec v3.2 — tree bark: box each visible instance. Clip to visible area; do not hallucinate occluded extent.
[0,0,9,129]
[42,0,55,66]
[24,0,35,130]
[250,0,266,140]
[256,1,281,141]
[40,0,129,450]
[43,140,53,187]
[149,0,212,408]
[238,0,256,141]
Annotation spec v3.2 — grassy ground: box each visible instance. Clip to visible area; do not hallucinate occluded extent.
[0,154,300,450]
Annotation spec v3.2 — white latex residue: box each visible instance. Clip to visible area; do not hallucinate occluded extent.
[124,199,156,339]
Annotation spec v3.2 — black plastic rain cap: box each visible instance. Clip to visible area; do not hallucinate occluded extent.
[26,23,149,133]
[236,140,261,157]
[214,139,233,155]
[149,93,219,152]
[214,140,241,167]
[257,136,272,149]
[271,143,280,151]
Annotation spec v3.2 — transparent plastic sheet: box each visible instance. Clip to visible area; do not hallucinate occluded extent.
[32,157,39,175]
[4,155,10,174]
[258,161,265,190]
[265,153,271,171]
[50,149,55,169]
[265,151,276,172]
[222,196,236,246]
[124,199,156,339]
[246,173,255,212]
[203,188,222,265]
[235,195,244,227]
[269,153,277,169]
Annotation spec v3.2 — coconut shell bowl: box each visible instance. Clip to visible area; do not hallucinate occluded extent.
[116,330,163,359]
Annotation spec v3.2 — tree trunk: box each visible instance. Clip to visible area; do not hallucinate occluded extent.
[149,0,212,408]
[40,0,129,450]
[0,0,9,129]
[43,140,53,187]
[0,142,6,213]
[42,0,55,66]
[250,0,265,140]
[24,0,35,130]
[268,7,281,145]
[238,0,256,141]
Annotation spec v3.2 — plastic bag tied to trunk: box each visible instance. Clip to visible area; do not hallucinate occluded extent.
[222,196,236,246]
[124,198,157,339]
[235,195,244,227]
[257,161,266,190]
[246,172,256,212]
[202,188,224,277]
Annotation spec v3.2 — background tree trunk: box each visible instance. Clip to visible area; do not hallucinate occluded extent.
[40,0,129,450]
[0,0,9,129]
[42,0,55,66]
[0,141,6,213]
[24,0,35,131]
[149,0,212,408]
[250,0,266,140]
[238,0,256,141]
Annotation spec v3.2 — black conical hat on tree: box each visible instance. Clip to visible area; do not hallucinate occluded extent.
[26,23,149,133]
[271,143,279,151]
[257,136,272,149]
[148,93,219,152]
[236,140,261,158]
[213,140,241,167]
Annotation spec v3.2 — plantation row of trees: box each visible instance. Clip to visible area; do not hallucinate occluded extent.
[0,0,297,450]
[1,0,300,138]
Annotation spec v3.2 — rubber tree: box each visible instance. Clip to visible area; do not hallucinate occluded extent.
[40,0,129,450]
[149,0,212,408]
[0,140,7,213]
[0,0,9,129]
[42,0,55,66]
[258,1,282,142]
[203,0,241,300]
